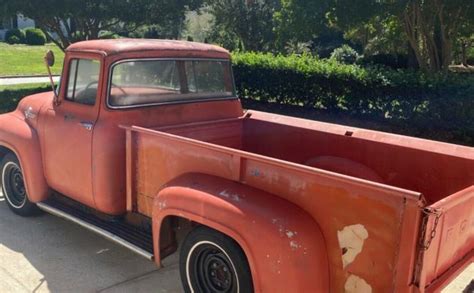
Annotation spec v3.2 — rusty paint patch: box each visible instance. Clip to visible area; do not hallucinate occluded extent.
[337,224,368,268]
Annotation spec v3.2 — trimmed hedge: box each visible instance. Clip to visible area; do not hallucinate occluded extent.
[5,29,26,44]
[232,52,474,145]
[24,28,47,45]
[0,85,51,113]
[1,56,472,146]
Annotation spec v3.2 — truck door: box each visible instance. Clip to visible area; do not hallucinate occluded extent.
[42,56,102,208]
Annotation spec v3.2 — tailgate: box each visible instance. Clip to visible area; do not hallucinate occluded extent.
[415,185,474,291]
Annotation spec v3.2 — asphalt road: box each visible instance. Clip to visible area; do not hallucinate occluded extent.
[0,191,471,292]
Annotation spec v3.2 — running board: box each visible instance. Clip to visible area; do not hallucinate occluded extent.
[37,202,154,261]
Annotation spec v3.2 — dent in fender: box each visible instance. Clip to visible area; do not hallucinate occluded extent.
[0,113,49,202]
[152,173,329,293]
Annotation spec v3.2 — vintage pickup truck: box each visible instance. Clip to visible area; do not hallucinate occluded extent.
[0,39,472,292]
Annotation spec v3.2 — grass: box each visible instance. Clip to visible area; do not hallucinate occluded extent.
[0,43,64,77]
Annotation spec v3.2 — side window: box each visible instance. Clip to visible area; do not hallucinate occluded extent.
[66,59,100,105]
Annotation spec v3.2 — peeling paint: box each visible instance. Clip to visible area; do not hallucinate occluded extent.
[219,190,241,202]
[344,274,372,293]
[289,240,301,250]
[286,231,295,238]
[337,224,368,268]
[157,200,167,210]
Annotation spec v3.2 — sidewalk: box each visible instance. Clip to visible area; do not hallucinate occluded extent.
[0,75,60,86]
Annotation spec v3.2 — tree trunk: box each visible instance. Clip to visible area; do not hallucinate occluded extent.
[461,41,468,66]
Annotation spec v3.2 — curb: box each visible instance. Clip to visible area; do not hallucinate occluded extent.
[0,75,60,79]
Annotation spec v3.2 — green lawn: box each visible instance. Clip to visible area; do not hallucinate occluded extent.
[0,43,64,77]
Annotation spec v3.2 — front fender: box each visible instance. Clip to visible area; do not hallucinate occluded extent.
[0,113,49,202]
[152,173,329,293]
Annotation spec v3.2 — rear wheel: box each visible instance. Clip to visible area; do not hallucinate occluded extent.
[180,226,254,293]
[1,153,40,216]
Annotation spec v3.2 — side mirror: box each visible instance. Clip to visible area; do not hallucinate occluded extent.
[43,50,59,104]
[45,50,55,67]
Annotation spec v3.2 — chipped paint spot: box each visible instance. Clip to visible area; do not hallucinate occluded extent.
[250,168,261,177]
[344,274,372,293]
[337,224,368,268]
[158,200,167,210]
[286,231,296,238]
[289,240,301,250]
[219,190,230,198]
[219,190,241,202]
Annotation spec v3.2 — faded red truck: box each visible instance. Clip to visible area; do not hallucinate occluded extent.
[0,39,472,292]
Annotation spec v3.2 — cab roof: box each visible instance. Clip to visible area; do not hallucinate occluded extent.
[66,39,230,59]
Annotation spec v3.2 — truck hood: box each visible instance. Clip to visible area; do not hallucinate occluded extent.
[16,91,54,129]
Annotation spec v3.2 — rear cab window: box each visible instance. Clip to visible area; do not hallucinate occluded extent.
[108,59,235,108]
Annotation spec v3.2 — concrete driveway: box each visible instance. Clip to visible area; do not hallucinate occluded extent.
[0,193,182,292]
[0,192,472,292]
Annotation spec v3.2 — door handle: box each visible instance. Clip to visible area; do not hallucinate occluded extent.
[79,121,93,131]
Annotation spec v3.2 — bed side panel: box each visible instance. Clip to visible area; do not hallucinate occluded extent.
[129,127,422,292]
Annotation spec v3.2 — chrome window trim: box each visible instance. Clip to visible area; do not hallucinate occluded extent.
[106,58,238,110]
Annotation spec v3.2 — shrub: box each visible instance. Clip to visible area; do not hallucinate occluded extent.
[5,29,25,44]
[0,85,51,113]
[99,31,120,39]
[360,53,409,69]
[330,45,359,64]
[232,52,474,145]
[24,28,46,45]
[6,35,21,45]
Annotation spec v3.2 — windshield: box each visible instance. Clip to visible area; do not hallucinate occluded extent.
[108,59,235,107]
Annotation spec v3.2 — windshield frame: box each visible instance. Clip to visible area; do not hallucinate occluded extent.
[106,58,237,110]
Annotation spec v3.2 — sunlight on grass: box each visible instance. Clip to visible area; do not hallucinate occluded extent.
[0,43,64,76]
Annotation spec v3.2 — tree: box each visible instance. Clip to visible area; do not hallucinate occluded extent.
[205,0,279,51]
[2,0,202,51]
[276,0,473,71]
[331,0,474,71]
[273,0,329,51]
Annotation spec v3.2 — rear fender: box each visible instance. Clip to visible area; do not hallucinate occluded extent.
[152,173,329,293]
[0,113,49,202]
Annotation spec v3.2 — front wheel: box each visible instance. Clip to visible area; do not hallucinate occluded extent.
[1,153,40,216]
[180,226,254,293]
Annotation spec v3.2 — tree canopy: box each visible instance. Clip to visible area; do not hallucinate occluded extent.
[2,0,472,71]
[1,0,202,50]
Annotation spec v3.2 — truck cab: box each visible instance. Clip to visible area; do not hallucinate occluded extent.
[0,39,472,293]
[5,39,244,214]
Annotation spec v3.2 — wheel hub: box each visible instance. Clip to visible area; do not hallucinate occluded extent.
[191,244,237,293]
[4,163,26,207]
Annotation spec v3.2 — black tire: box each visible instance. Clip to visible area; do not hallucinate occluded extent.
[180,226,254,293]
[1,153,40,216]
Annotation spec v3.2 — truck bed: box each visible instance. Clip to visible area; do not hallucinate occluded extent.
[124,110,473,292]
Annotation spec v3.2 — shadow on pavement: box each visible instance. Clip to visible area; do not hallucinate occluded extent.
[0,194,182,292]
